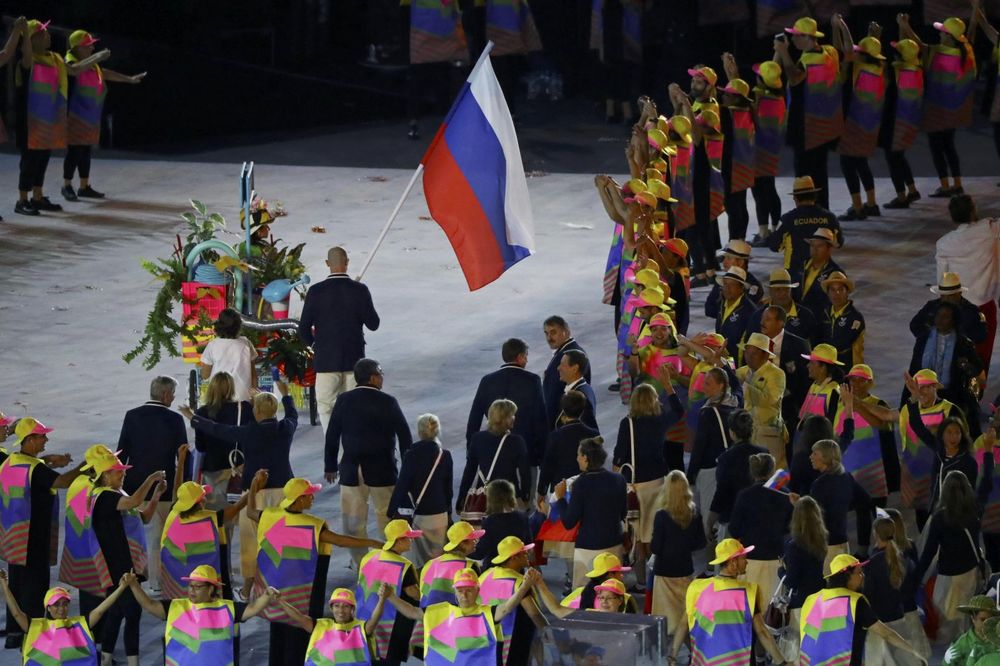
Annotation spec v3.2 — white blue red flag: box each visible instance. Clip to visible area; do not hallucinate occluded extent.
[764,468,791,493]
[420,44,535,291]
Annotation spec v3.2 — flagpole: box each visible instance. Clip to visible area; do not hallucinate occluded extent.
[355,164,424,281]
[355,42,495,282]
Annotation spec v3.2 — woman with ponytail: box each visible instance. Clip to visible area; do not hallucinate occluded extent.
[885,508,932,662]
[863,517,917,664]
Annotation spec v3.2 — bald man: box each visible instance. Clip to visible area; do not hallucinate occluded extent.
[299,247,380,430]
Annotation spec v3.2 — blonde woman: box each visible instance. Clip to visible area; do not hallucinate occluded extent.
[729,453,792,603]
[457,399,530,511]
[795,438,872,573]
[863,517,920,665]
[650,470,706,636]
[613,383,680,585]
[194,372,253,512]
[781,496,828,659]
[886,508,932,661]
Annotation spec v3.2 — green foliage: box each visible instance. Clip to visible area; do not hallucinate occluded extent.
[252,238,308,295]
[182,199,227,262]
[257,330,314,384]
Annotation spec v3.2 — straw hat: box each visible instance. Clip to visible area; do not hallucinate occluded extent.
[767,268,799,288]
[719,239,752,260]
[820,271,854,293]
[801,343,844,366]
[930,272,968,296]
[716,266,748,287]
[805,228,838,245]
[957,595,1000,615]
[789,176,822,196]
[739,332,775,358]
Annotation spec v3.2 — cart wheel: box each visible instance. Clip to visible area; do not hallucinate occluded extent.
[309,386,318,427]
[189,369,198,408]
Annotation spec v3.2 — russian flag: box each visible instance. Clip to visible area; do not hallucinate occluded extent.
[764,468,791,493]
[421,43,535,291]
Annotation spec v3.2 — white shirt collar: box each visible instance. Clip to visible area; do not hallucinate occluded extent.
[565,378,585,393]
[555,338,576,355]
[326,273,351,279]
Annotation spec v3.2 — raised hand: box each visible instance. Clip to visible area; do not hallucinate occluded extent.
[523,568,542,587]
[0,569,7,586]
[378,582,396,599]
[121,571,139,588]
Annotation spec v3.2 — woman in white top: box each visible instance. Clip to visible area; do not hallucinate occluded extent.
[201,308,258,402]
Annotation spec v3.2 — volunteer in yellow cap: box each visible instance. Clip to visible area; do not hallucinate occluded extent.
[356,519,422,663]
[281,585,388,666]
[478,536,546,664]
[717,65,757,243]
[15,19,110,217]
[799,343,845,425]
[773,16,843,210]
[122,565,279,664]
[89,451,168,662]
[559,552,639,613]
[880,37,924,209]
[672,538,788,664]
[0,568,131,665]
[799,554,927,664]
[417,521,484,608]
[535,574,630,619]
[898,12,974,198]
[62,28,146,202]
[245,476,382,663]
[840,364,896,503]
[746,58,787,246]
[0,416,83,649]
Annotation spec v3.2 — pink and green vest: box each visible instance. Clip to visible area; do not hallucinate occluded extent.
[799,46,843,150]
[753,87,786,177]
[305,618,372,666]
[478,566,524,665]
[423,602,499,665]
[799,588,865,666]
[0,453,52,566]
[358,549,415,659]
[65,54,105,146]
[839,62,885,158]
[160,509,223,599]
[670,142,695,231]
[92,487,148,577]
[685,576,757,666]
[420,553,475,608]
[892,64,923,151]
[728,107,756,193]
[23,616,97,666]
[58,475,112,595]
[255,508,329,622]
[408,0,467,65]
[899,401,955,510]
[923,43,976,132]
[486,0,542,57]
[834,395,889,499]
[164,598,237,666]
[22,53,68,150]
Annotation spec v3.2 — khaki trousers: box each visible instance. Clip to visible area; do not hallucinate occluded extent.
[341,471,394,567]
[411,512,449,570]
[316,371,356,432]
[754,423,787,469]
[572,545,624,587]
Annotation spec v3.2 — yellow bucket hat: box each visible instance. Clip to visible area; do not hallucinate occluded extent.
[785,17,824,38]
[174,481,211,513]
[443,521,485,552]
[279,478,321,510]
[709,538,755,565]
[801,343,844,366]
[491,536,534,565]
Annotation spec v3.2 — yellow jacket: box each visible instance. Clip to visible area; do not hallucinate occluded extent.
[736,360,786,428]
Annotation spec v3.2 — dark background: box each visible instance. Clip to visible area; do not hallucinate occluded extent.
[2,0,998,152]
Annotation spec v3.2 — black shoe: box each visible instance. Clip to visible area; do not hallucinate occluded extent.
[689,275,711,289]
[608,382,620,392]
[951,186,964,196]
[883,197,909,210]
[4,633,23,649]
[14,200,39,216]
[929,187,953,198]
[862,204,880,217]
[838,208,867,221]
[750,232,770,248]
[76,185,105,199]
[31,196,62,212]
[61,185,79,201]
[906,190,921,202]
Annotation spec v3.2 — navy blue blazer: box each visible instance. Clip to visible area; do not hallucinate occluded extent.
[299,274,380,373]
[538,420,599,496]
[775,330,812,426]
[118,402,188,500]
[559,378,598,431]
[465,364,549,464]
[542,338,591,426]
[325,386,413,486]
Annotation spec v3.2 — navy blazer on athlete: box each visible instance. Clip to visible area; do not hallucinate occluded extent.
[118,401,188,500]
[299,273,380,373]
[542,338,591,425]
[466,364,549,464]
[325,386,413,486]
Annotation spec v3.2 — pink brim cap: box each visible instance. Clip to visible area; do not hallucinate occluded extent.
[302,483,322,496]
[933,22,947,32]
[594,583,625,594]
[403,529,424,538]
[45,590,71,605]
[29,424,54,436]
[36,20,51,32]
[79,36,99,46]
[752,63,762,74]
[0,416,15,427]
[453,578,479,588]
[106,462,133,472]
[915,378,939,386]
[846,371,872,380]
[465,529,486,541]
[784,27,806,35]
[686,68,704,78]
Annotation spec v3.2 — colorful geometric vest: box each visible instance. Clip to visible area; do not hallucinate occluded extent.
[753,87,786,177]
[358,549,415,659]
[255,508,329,622]
[423,602,499,666]
[834,395,889,499]
[164,598,237,666]
[670,141,695,231]
[65,55,105,146]
[799,587,865,666]
[409,0,467,65]
[603,223,625,305]
[899,401,955,510]
[892,64,923,151]
[727,107,756,193]
[24,53,68,150]
[161,509,223,600]
[91,487,148,577]
[0,452,49,566]
[305,618,372,666]
[58,475,112,595]
[839,62,885,158]
[420,553,475,608]
[702,134,726,219]
[923,43,976,132]
[799,380,838,422]
[799,46,843,150]
[975,434,1000,534]
[23,616,97,666]
[685,576,758,666]
[486,0,542,57]
[477,566,524,665]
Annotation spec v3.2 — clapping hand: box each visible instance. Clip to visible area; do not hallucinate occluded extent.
[840,383,853,412]
[146,470,167,486]
[252,469,269,488]
[554,479,567,500]
[867,21,882,38]
[523,568,542,587]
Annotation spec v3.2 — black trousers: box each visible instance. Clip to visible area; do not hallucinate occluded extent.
[994,122,1000,160]
[725,189,749,240]
[985,532,1000,570]
[839,155,875,196]
[884,149,915,194]
[101,586,141,656]
[80,590,103,647]
[750,176,781,230]
[680,222,718,276]
[63,144,92,180]
[793,143,830,209]
[927,129,961,180]
[18,149,51,192]
[4,561,48,641]
[269,621,310,665]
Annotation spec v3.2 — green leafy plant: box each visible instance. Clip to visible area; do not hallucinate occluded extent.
[252,237,308,296]
[256,330,314,385]
[182,199,227,261]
